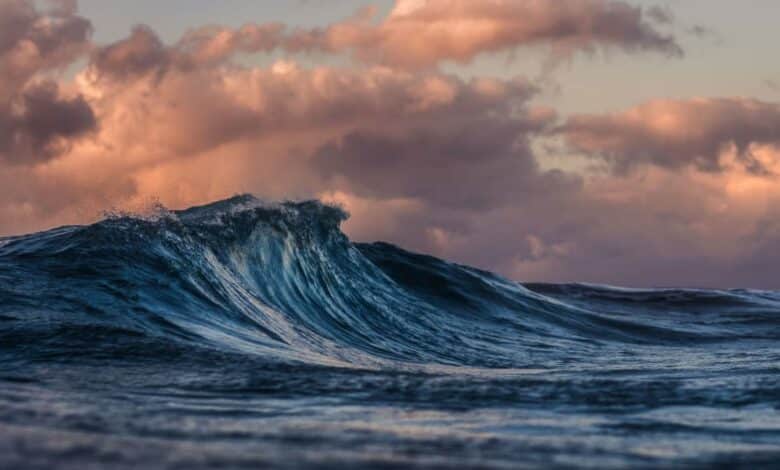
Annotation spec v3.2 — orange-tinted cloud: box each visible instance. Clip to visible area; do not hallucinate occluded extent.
[562,98,780,173]
[0,81,96,165]
[0,0,95,164]
[90,25,169,80]
[313,113,572,210]
[4,3,780,289]
[2,34,546,233]
[0,0,91,92]
[83,53,540,161]
[324,0,682,67]
[170,0,682,69]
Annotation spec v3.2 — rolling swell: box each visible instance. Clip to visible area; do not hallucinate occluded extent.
[1,194,779,370]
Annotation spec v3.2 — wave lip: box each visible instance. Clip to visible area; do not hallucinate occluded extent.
[1,195,779,369]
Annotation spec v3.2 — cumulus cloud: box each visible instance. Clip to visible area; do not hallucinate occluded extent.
[0,80,96,164]
[561,98,780,173]
[0,0,95,164]
[88,22,278,80]
[313,113,574,210]
[5,23,554,234]
[4,2,780,289]
[90,25,169,80]
[82,42,547,165]
[0,0,91,92]
[325,146,780,289]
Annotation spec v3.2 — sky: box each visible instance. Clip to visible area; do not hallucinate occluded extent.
[2,0,780,288]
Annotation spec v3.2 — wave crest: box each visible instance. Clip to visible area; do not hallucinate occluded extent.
[1,195,778,370]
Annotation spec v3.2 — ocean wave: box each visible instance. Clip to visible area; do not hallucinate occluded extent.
[1,195,778,370]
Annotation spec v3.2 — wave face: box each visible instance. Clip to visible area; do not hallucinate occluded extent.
[2,195,780,469]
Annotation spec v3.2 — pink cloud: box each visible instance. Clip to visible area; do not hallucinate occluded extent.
[323,0,682,67]
[561,98,780,173]
[0,0,95,164]
[3,5,780,288]
[163,0,682,70]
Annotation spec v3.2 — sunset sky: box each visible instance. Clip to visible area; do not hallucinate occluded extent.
[2,0,780,288]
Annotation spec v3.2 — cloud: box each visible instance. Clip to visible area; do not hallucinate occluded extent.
[312,112,574,210]
[90,25,169,80]
[83,48,544,165]
[0,0,95,164]
[326,147,780,289]
[7,25,554,235]
[4,4,780,289]
[0,80,96,165]
[89,22,282,79]
[0,0,92,92]
[561,98,780,173]
[46,0,79,17]
[322,0,683,67]
[156,0,682,70]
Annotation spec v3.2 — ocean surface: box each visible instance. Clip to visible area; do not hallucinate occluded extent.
[1,195,779,469]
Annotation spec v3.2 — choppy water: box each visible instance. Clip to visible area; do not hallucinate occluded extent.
[1,195,779,469]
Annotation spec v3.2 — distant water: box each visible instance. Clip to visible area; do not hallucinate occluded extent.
[1,195,779,469]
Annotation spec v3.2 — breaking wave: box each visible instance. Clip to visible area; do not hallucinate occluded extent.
[2,195,778,371]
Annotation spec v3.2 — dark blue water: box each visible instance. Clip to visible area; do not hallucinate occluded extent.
[1,195,779,469]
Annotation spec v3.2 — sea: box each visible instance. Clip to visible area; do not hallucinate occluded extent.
[1,195,778,469]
